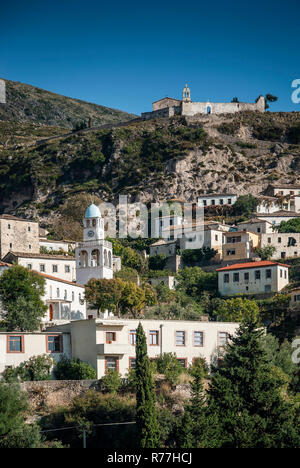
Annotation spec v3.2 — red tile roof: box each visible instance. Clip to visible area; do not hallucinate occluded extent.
[216,261,290,272]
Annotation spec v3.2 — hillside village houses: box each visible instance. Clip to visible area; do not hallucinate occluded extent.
[1,186,300,380]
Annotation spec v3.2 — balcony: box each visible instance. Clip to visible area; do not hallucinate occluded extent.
[76,240,112,249]
[97,342,131,355]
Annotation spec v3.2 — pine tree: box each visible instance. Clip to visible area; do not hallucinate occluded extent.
[207,317,300,448]
[135,322,160,448]
[177,362,221,448]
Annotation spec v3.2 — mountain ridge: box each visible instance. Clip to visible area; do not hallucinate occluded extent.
[0,78,136,128]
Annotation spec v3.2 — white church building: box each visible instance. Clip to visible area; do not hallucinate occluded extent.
[75,204,114,285]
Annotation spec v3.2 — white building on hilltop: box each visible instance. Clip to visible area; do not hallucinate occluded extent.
[75,204,113,285]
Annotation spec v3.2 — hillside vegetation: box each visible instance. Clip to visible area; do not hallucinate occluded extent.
[0,79,135,129]
[0,93,300,233]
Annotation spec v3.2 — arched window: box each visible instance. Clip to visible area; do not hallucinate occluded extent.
[79,250,88,268]
[92,219,96,227]
[108,251,112,268]
[104,249,108,266]
[91,249,100,266]
[206,106,211,114]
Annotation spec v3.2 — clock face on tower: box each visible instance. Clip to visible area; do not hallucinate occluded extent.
[87,230,95,238]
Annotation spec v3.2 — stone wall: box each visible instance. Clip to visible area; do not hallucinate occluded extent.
[0,218,40,258]
[21,379,193,412]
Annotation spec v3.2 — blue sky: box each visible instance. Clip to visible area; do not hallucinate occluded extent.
[1,0,299,115]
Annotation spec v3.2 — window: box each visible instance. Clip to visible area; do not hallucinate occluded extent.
[65,265,70,273]
[28,226,31,232]
[8,224,11,229]
[7,335,24,353]
[220,199,223,205]
[226,249,235,255]
[29,244,32,250]
[129,330,137,345]
[53,265,58,273]
[265,285,271,292]
[267,238,271,244]
[64,290,67,300]
[257,227,261,233]
[294,294,300,302]
[56,288,60,298]
[266,269,272,279]
[176,331,186,346]
[215,235,218,241]
[9,243,12,248]
[278,237,281,243]
[224,274,229,283]
[72,291,74,301]
[149,330,159,346]
[280,269,283,278]
[218,332,229,347]
[281,252,286,259]
[211,199,215,205]
[255,270,261,280]
[129,357,136,369]
[46,335,62,353]
[233,272,239,282]
[194,331,204,346]
[284,270,287,279]
[244,272,249,280]
[177,359,187,368]
[40,264,45,272]
[228,199,232,204]
[203,200,207,206]
[27,263,32,269]
[106,332,116,343]
[105,357,118,373]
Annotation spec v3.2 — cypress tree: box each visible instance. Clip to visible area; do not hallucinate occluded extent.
[207,317,300,448]
[135,322,160,448]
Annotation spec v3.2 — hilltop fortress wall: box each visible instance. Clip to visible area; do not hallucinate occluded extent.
[141,85,265,120]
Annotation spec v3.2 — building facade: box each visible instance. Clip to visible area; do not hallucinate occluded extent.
[2,251,76,282]
[142,85,265,120]
[222,231,260,262]
[261,233,300,260]
[0,331,71,376]
[48,318,240,378]
[197,193,237,208]
[217,261,290,296]
[0,215,39,258]
[237,218,273,234]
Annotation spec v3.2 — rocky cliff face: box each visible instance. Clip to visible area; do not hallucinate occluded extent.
[0,108,300,229]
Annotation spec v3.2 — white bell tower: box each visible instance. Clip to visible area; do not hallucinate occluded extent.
[75,203,113,285]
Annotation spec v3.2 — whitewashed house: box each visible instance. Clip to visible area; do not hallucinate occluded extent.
[217,260,290,296]
[47,318,240,378]
[198,193,237,208]
[0,331,71,376]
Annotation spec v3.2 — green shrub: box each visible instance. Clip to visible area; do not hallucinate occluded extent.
[100,370,122,394]
[155,353,184,385]
[54,356,97,380]
[2,355,54,382]
[149,254,167,271]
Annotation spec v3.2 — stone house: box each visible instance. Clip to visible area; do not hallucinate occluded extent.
[222,231,260,262]
[237,217,273,234]
[0,214,39,258]
[255,210,300,227]
[260,233,300,260]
